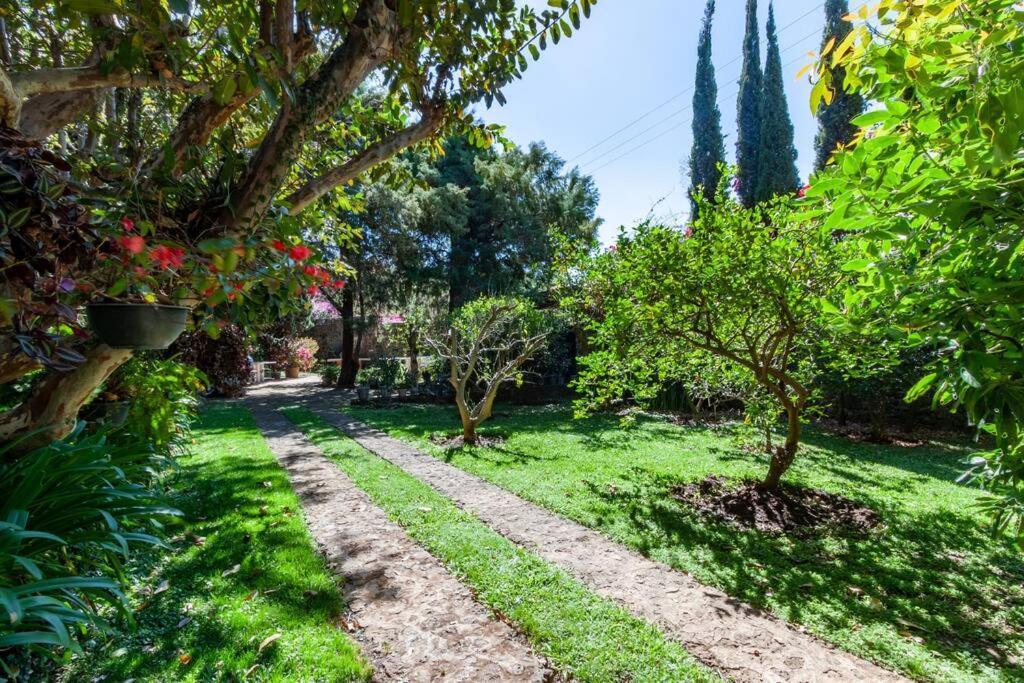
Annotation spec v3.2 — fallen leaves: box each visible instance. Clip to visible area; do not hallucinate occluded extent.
[178,652,192,666]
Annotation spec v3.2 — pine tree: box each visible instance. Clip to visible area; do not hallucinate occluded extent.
[755,3,800,201]
[735,0,762,207]
[813,0,864,171]
[687,0,725,218]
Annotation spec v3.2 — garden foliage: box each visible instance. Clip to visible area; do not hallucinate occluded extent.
[809,0,1024,536]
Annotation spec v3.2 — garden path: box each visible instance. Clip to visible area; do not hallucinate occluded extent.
[245,392,552,682]
[249,377,907,683]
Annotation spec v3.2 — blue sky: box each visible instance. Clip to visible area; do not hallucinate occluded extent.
[479,0,828,244]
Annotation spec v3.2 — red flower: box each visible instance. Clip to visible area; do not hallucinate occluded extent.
[234,282,245,291]
[288,244,313,262]
[202,286,217,297]
[120,217,135,232]
[150,245,185,269]
[117,235,146,254]
[227,292,237,301]
[331,280,346,289]
[306,285,320,295]
[272,240,287,251]
[797,185,811,198]
[303,264,317,276]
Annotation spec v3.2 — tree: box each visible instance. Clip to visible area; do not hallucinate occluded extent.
[575,185,847,488]
[687,0,726,217]
[0,1,595,447]
[754,4,800,201]
[735,0,762,207]
[811,0,1024,536]
[437,138,600,309]
[429,296,549,445]
[812,0,863,171]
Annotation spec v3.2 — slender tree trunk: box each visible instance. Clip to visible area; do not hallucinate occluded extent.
[761,403,800,489]
[407,329,419,382]
[337,285,356,387]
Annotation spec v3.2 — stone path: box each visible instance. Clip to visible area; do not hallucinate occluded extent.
[245,395,552,682]
[249,377,906,683]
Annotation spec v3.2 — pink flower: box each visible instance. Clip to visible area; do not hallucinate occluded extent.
[117,235,146,254]
[797,185,811,198]
[120,217,135,232]
[289,244,313,262]
[149,245,185,269]
[682,225,694,238]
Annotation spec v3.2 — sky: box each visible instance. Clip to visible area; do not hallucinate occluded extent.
[479,0,829,245]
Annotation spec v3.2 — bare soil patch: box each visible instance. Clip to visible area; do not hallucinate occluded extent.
[670,475,881,536]
[430,433,507,449]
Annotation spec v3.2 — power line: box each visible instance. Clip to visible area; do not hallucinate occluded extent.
[566,1,824,166]
[585,37,822,176]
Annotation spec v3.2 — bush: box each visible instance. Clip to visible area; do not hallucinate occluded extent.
[101,357,207,450]
[173,326,252,397]
[0,428,180,671]
[356,357,404,390]
[317,362,341,386]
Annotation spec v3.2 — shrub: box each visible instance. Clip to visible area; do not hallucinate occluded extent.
[173,326,252,397]
[356,357,403,391]
[317,362,341,386]
[101,357,207,451]
[0,428,180,671]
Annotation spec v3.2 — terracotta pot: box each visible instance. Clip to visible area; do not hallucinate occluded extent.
[286,365,300,379]
[86,303,188,350]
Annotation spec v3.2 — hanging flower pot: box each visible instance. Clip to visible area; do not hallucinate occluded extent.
[86,303,189,350]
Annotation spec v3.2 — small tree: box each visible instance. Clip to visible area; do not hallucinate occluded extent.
[430,296,549,445]
[575,184,846,488]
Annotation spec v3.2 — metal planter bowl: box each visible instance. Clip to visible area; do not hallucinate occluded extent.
[86,303,189,350]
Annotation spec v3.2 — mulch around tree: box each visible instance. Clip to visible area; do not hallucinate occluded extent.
[670,475,881,536]
[246,395,552,682]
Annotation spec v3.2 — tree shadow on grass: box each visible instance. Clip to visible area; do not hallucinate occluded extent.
[70,407,363,681]
[582,465,1024,677]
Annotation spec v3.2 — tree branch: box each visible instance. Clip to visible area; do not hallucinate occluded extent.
[284,108,444,214]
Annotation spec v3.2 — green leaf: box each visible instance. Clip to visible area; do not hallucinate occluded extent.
[212,75,237,106]
[841,259,873,272]
[906,372,938,402]
[64,0,121,14]
[851,110,891,127]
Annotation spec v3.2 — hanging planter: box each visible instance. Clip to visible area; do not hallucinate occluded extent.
[86,303,189,350]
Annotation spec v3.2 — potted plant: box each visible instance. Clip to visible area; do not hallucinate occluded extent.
[277,337,319,378]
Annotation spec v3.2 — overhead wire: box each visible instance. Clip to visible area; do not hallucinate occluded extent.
[566,1,824,166]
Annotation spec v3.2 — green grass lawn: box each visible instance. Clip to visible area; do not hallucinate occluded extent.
[284,407,718,683]
[345,402,1024,682]
[64,403,371,683]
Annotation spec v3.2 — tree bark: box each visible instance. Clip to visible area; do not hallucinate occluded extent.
[761,403,800,489]
[284,111,443,214]
[0,345,132,455]
[338,285,357,387]
[222,0,401,230]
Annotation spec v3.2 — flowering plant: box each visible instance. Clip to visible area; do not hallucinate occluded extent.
[270,337,319,371]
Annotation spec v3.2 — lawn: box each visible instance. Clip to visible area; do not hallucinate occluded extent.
[346,402,1024,682]
[284,407,717,682]
[62,403,371,683]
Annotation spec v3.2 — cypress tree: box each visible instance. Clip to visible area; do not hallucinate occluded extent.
[813,0,864,170]
[755,3,800,201]
[687,0,725,218]
[734,0,762,207]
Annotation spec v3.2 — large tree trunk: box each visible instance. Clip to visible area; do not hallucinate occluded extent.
[761,403,800,489]
[338,285,357,388]
[407,329,419,382]
[0,345,132,455]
